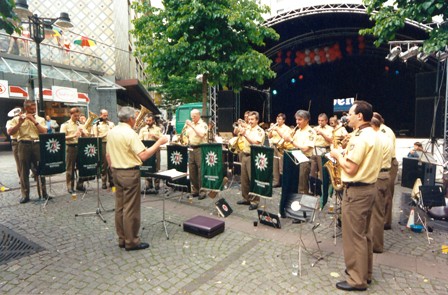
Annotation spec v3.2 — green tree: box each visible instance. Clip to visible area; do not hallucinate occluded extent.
[0,0,19,35]
[132,0,279,117]
[361,0,448,53]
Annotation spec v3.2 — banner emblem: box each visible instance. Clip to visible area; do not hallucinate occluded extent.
[255,153,268,171]
[84,144,97,157]
[205,151,218,166]
[45,138,61,154]
[170,151,183,165]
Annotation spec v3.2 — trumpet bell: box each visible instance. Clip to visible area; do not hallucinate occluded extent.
[8,107,22,117]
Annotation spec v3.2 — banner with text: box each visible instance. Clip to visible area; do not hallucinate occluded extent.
[77,137,102,178]
[250,145,274,198]
[201,143,223,191]
[38,133,66,175]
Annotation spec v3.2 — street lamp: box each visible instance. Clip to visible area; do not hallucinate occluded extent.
[13,0,73,117]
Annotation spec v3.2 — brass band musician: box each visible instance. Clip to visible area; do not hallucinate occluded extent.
[184,109,208,199]
[283,110,316,194]
[236,111,265,210]
[138,114,163,192]
[8,100,48,203]
[93,109,115,189]
[60,107,88,193]
[267,113,291,187]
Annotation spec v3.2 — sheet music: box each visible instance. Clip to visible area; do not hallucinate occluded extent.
[151,169,187,181]
[290,150,310,164]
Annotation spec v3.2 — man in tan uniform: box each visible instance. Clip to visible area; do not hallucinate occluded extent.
[284,110,316,194]
[8,100,48,203]
[6,107,22,179]
[236,111,265,210]
[370,117,393,253]
[93,109,115,189]
[330,100,382,291]
[60,107,88,193]
[373,112,397,230]
[184,109,208,199]
[138,114,163,192]
[106,106,168,251]
[268,113,291,187]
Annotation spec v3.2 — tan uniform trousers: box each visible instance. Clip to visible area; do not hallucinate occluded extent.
[12,140,21,178]
[241,153,259,204]
[272,146,283,186]
[188,147,202,195]
[101,142,114,186]
[342,184,375,289]
[66,145,78,188]
[113,168,141,248]
[298,161,311,194]
[385,158,399,227]
[371,172,390,252]
[18,141,46,198]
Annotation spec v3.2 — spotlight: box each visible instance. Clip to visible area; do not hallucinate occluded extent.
[291,78,296,84]
[399,45,419,62]
[272,89,278,95]
[436,50,448,61]
[386,46,401,62]
[417,52,430,62]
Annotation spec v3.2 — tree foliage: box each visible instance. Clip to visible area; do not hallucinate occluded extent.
[361,0,448,53]
[0,0,19,35]
[131,0,279,107]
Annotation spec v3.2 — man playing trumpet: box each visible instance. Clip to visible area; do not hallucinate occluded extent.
[7,100,49,203]
[93,109,115,189]
[60,107,88,193]
[138,114,163,192]
[267,113,291,187]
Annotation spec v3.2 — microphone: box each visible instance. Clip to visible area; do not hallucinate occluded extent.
[340,116,348,124]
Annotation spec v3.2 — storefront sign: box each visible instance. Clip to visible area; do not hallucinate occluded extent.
[0,80,9,98]
[52,86,78,103]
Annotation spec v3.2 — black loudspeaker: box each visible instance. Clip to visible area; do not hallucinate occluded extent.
[217,91,235,132]
[419,185,446,208]
[401,157,436,188]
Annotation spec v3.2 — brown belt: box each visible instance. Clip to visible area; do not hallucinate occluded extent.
[114,166,140,170]
[343,182,372,188]
[19,140,39,144]
[380,168,390,172]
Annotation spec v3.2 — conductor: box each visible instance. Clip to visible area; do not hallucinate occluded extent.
[106,107,168,251]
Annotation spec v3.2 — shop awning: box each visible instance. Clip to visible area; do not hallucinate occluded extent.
[116,79,160,115]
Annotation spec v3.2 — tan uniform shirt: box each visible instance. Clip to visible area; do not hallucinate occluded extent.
[380,123,396,158]
[6,119,18,140]
[60,119,81,145]
[270,124,291,146]
[93,120,115,142]
[185,119,208,145]
[242,125,265,154]
[341,126,382,183]
[292,124,316,157]
[106,123,146,169]
[10,115,45,141]
[378,131,393,169]
[314,124,333,147]
[138,124,162,141]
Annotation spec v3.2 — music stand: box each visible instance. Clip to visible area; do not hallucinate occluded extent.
[165,145,190,200]
[75,137,114,223]
[145,169,187,239]
[38,133,67,209]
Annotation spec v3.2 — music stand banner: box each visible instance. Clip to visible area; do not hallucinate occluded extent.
[279,150,300,217]
[250,145,273,198]
[38,133,66,175]
[167,145,188,172]
[140,140,156,177]
[201,143,223,191]
[77,137,102,178]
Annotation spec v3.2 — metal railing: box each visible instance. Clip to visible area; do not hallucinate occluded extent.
[0,32,102,72]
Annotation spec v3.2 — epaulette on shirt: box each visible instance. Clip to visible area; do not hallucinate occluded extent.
[355,129,363,136]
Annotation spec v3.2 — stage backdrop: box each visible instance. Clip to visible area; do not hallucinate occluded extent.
[140,140,157,177]
[39,133,66,175]
[77,137,102,178]
[250,145,273,198]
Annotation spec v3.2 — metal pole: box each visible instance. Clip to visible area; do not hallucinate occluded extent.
[36,40,44,117]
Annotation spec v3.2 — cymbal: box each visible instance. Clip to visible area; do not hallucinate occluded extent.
[7,107,21,117]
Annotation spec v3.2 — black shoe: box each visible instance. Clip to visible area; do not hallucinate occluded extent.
[19,197,30,204]
[344,269,372,284]
[76,185,86,192]
[237,200,250,205]
[248,204,258,210]
[125,242,150,251]
[42,194,53,200]
[384,224,392,230]
[336,281,366,291]
[118,244,125,249]
[373,249,383,254]
[292,219,304,224]
[102,184,107,189]
[67,189,75,194]
[190,193,199,198]
[198,193,207,200]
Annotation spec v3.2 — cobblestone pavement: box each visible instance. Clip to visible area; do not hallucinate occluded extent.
[1,150,448,294]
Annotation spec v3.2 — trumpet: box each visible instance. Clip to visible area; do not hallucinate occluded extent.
[276,126,298,154]
[229,119,248,154]
[266,123,278,133]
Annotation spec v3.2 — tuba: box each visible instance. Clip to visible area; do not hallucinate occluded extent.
[324,123,347,192]
[134,105,150,131]
[84,111,98,133]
